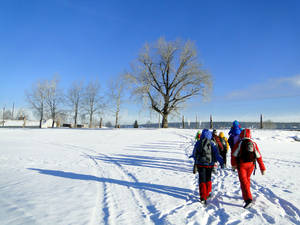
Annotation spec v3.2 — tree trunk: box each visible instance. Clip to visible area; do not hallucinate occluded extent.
[39,111,43,128]
[74,107,78,128]
[115,111,119,128]
[52,119,55,128]
[99,117,103,128]
[162,113,168,128]
[89,113,93,128]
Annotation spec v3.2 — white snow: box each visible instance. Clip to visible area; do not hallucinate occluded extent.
[0,128,299,225]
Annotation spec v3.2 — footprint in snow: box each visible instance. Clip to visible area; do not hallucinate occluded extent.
[262,213,276,224]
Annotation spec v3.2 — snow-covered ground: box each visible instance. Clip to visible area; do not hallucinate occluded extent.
[0,128,300,225]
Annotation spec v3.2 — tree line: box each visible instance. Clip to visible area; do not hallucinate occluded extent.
[24,37,212,128]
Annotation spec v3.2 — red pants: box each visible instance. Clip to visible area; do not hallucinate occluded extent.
[197,166,213,200]
[238,162,254,201]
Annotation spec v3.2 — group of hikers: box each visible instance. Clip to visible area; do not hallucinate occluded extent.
[190,120,266,209]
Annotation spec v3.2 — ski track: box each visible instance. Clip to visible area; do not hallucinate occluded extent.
[36,132,300,225]
[56,143,158,225]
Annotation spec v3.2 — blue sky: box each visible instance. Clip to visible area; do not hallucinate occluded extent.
[0,0,299,123]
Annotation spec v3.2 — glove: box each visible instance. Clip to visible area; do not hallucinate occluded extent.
[193,164,197,174]
[261,170,266,175]
[232,166,237,172]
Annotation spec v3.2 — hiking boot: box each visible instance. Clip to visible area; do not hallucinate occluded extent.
[200,198,207,205]
[243,199,252,208]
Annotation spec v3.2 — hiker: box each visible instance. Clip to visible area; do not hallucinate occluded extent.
[195,130,201,141]
[212,129,224,151]
[228,120,242,137]
[231,128,266,208]
[212,129,224,171]
[219,132,229,168]
[228,121,242,166]
[190,129,224,205]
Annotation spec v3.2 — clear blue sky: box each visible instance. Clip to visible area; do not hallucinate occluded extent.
[0,0,299,123]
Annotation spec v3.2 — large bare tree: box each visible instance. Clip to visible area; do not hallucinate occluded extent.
[45,77,63,128]
[25,80,47,128]
[107,75,125,128]
[66,81,84,128]
[126,38,212,128]
[83,80,102,128]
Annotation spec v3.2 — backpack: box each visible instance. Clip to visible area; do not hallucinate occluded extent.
[229,134,240,149]
[195,138,213,164]
[220,137,228,152]
[238,139,256,162]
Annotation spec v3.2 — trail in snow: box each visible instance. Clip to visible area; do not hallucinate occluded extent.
[0,128,300,225]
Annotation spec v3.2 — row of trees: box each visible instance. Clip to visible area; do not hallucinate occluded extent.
[25,76,124,128]
[25,37,212,128]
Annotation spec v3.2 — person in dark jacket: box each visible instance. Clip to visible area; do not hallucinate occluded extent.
[219,132,229,168]
[212,129,223,171]
[212,129,224,151]
[191,129,224,204]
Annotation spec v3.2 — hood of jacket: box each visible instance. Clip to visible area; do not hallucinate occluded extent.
[200,129,212,140]
[240,128,251,139]
[232,120,240,128]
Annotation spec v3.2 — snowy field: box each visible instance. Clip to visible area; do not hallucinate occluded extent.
[1,128,300,225]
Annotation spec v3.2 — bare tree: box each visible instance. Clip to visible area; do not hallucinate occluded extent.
[83,80,103,128]
[45,77,63,128]
[66,81,84,128]
[126,37,212,128]
[25,80,47,128]
[107,75,125,128]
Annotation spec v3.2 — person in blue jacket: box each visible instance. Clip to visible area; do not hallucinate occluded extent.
[228,120,242,152]
[228,120,242,137]
[190,129,224,204]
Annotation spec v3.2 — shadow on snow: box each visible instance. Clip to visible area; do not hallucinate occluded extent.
[86,154,191,173]
[27,168,193,200]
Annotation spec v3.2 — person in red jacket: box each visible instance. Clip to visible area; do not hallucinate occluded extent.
[231,128,266,208]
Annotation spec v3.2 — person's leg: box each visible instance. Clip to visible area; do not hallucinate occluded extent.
[246,164,255,200]
[238,163,254,201]
[238,166,248,201]
[198,166,207,200]
[221,151,226,167]
[206,167,213,199]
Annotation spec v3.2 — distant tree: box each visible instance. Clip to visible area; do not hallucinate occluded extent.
[107,74,126,128]
[45,77,63,128]
[25,80,47,128]
[126,37,212,128]
[3,109,12,120]
[105,121,113,127]
[133,120,139,128]
[16,108,28,120]
[264,120,277,129]
[66,81,84,128]
[82,80,103,128]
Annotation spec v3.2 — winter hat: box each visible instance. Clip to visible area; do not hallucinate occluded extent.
[232,120,240,128]
[219,132,225,138]
[201,129,212,140]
